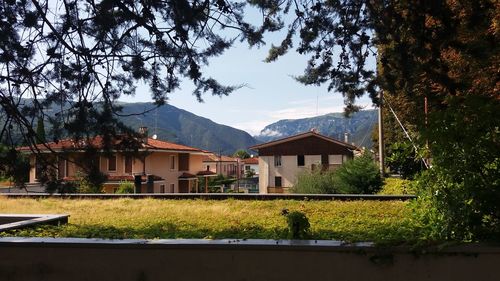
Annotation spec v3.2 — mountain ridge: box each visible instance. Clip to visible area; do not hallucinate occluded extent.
[254,110,377,148]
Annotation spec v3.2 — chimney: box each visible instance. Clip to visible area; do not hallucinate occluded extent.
[139,126,148,143]
[344,132,349,143]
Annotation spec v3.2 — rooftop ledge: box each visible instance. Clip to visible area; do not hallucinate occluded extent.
[0,214,69,232]
[0,237,499,254]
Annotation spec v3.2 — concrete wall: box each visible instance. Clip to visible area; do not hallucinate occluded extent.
[0,238,499,281]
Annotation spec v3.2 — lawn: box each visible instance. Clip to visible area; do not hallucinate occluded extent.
[0,197,419,243]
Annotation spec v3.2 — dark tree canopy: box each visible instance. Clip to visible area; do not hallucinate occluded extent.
[0,0,280,149]
[263,0,499,240]
[0,0,281,190]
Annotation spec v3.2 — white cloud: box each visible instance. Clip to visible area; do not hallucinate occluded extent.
[230,120,274,136]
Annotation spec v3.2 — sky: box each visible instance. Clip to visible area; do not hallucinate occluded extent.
[119,13,376,136]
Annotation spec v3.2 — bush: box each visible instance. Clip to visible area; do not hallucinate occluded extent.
[411,96,500,242]
[333,152,383,194]
[115,181,135,194]
[74,171,105,193]
[412,166,500,242]
[291,169,345,194]
[378,178,416,195]
[282,209,310,239]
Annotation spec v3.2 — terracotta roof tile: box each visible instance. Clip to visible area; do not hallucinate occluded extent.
[18,136,203,153]
[242,157,259,164]
[202,153,239,162]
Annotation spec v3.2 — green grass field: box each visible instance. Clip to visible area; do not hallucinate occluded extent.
[0,197,420,243]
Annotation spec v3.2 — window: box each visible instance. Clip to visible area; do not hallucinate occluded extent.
[178,153,189,171]
[297,155,305,166]
[170,155,176,170]
[170,183,175,193]
[245,165,250,171]
[125,156,133,174]
[274,155,282,167]
[160,184,165,193]
[206,165,210,171]
[275,176,282,187]
[108,155,117,171]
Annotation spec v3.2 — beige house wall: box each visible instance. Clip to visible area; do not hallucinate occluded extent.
[258,154,347,193]
[28,151,205,193]
[258,156,270,194]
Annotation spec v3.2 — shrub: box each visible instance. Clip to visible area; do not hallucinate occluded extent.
[333,152,383,194]
[74,171,105,193]
[291,169,344,194]
[282,209,310,239]
[115,181,135,194]
[378,178,415,195]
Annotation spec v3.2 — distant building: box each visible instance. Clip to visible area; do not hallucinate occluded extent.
[240,157,259,178]
[249,131,358,194]
[202,154,240,178]
[19,134,215,193]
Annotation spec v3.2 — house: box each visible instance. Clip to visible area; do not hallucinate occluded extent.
[249,130,358,194]
[240,157,259,178]
[202,154,240,178]
[19,133,216,193]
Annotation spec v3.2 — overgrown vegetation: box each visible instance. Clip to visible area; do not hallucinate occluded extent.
[292,152,383,194]
[291,169,338,194]
[378,178,415,195]
[0,198,417,243]
[115,181,135,194]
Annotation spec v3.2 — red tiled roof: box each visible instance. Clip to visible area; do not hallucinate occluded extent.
[144,138,201,152]
[196,170,217,176]
[242,157,259,165]
[202,153,239,162]
[18,136,203,153]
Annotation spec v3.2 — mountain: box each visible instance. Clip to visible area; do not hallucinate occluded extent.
[118,102,258,155]
[255,110,377,148]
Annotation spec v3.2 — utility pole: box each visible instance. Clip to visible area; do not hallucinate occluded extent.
[378,90,385,177]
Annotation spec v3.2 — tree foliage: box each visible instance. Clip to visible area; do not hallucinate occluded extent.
[0,1,273,146]
[334,152,383,194]
[386,141,423,179]
[263,0,499,240]
[292,152,383,194]
[233,149,250,159]
[0,0,277,189]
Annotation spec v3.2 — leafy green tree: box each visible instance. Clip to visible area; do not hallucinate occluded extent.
[386,141,424,179]
[0,146,30,189]
[244,168,256,179]
[35,117,46,144]
[333,152,383,194]
[233,149,250,159]
[0,0,275,177]
[261,0,499,240]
